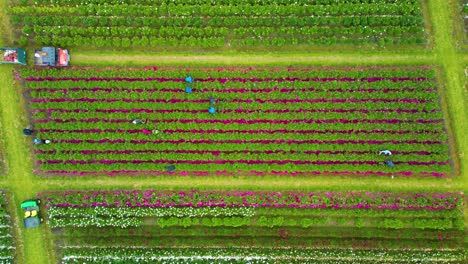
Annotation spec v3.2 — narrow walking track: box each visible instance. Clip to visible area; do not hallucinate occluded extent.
[0,0,465,263]
[428,0,467,186]
[72,52,436,66]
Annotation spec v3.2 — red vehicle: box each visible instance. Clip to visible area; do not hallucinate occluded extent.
[34,47,70,66]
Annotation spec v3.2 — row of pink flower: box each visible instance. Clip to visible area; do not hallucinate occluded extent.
[34,108,440,114]
[61,65,434,73]
[30,98,434,104]
[24,76,430,83]
[32,87,437,94]
[53,139,443,145]
[35,149,438,156]
[36,128,442,135]
[41,159,382,165]
[33,118,443,125]
[43,169,447,178]
[39,189,462,211]
[40,159,448,166]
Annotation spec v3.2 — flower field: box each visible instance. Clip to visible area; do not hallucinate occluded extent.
[21,66,454,177]
[0,192,15,264]
[40,190,466,263]
[10,0,426,48]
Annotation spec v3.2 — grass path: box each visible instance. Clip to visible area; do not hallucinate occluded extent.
[72,52,436,66]
[0,67,50,264]
[428,0,467,190]
[0,5,50,260]
[0,0,465,263]
[0,0,13,45]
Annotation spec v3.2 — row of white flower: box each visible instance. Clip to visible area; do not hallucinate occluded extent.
[49,215,142,228]
[60,247,467,264]
[48,206,256,218]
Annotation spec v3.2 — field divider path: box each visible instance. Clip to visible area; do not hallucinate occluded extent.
[428,0,467,190]
[0,66,50,264]
[72,52,437,66]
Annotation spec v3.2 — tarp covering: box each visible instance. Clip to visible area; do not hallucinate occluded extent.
[34,47,56,66]
[24,217,40,228]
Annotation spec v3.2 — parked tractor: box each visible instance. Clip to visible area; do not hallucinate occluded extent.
[21,199,43,228]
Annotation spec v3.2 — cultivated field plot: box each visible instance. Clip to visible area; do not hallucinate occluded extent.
[10,0,426,49]
[41,190,466,263]
[0,192,16,264]
[20,66,455,177]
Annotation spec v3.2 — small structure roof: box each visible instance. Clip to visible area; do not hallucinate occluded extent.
[21,200,38,209]
[34,47,56,66]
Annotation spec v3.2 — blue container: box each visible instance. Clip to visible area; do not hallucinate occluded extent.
[208,106,216,114]
[185,87,192,93]
[185,76,193,84]
[385,160,395,168]
[165,165,176,172]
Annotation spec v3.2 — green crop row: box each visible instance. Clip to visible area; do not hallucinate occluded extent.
[49,214,460,230]
[27,25,422,40]
[12,2,422,17]
[12,0,425,48]
[20,66,436,79]
[64,225,464,241]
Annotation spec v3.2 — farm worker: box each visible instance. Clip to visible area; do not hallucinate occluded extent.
[132,119,144,124]
[165,165,176,172]
[34,138,51,145]
[185,87,192,93]
[152,129,159,135]
[141,128,152,135]
[208,106,216,114]
[379,150,392,156]
[209,96,216,104]
[185,76,193,84]
[385,160,395,168]
[23,128,34,135]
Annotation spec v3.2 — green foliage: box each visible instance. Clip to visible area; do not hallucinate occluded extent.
[10,1,426,48]
[257,216,284,228]
[412,218,453,230]
[377,219,404,229]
